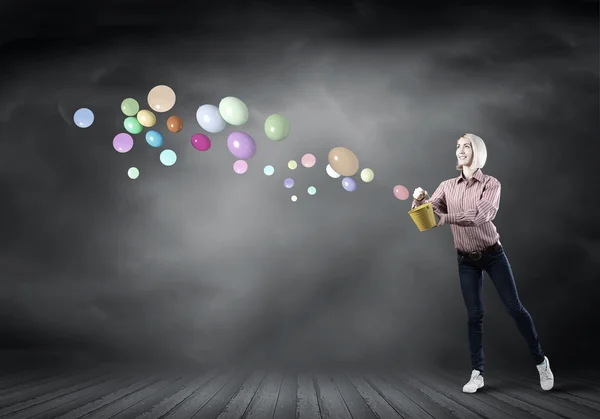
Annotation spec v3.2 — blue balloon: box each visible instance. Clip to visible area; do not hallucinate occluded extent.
[196,104,226,133]
[342,177,357,192]
[73,108,94,128]
[160,149,177,166]
[145,130,164,147]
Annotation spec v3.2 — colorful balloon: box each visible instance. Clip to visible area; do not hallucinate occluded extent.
[191,133,211,151]
[137,109,156,127]
[301,153,316,168]
[113,133,134,153]
[393,185,409,200]
[263,165,275,176]
[307,186,317,195]
[326,164,341,179]
[264,113,290,141]
[284,178,294,188]
[227,131,256,159]
[342,177,357,192]
[145,130,164,147]
[121,98,139,116]
[219,96,249,126]
[124,117,143,134]
[167,115,183,133]
[148,85,176,113]
[328,146,359,177]
[73,108,94,128]
[233,160,248,174]
[196,104,226,133]
[291,195,298,202]
[360,168,375,183]
[128,167,139,179]
[160,149,177,166]
[288,160,297,170]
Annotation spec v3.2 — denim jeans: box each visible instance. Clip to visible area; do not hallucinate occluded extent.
[457,245,545,374]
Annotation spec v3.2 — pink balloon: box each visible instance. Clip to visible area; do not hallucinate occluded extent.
[393,185,409,200]
[301,153,316,168]
[113,133,134,153]
[233,159,248,174]
[191,133,211,151]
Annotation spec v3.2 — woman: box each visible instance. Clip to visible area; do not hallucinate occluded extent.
[412,133,554,393]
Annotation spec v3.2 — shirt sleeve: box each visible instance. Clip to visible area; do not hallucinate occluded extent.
[411,181,448,218]
[443,179,501,226]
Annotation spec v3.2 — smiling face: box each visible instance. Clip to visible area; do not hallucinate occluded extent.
[456,136,474,168]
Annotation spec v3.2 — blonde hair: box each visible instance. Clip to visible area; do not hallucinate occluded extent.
[456,133,488,171]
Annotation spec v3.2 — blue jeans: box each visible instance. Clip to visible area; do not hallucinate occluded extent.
[457,245,545,374]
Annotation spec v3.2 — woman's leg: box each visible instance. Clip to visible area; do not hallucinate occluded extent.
[458,256,485,374]
[484,248,545,365]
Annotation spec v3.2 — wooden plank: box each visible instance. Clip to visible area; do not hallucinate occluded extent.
[0,371,73,396]
[214,371,265,419]
[332,373,378,419]
[345,374,404,419]
[314,374,352,419]
[272,372,297,419]
[297,373,321,419]
[243,372,283,419]
[0,371,55,391]
[191,371,252,419]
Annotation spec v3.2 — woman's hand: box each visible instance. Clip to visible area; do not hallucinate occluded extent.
[413,187,427,201]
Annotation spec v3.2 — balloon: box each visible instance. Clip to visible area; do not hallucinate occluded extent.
[113,133,134,153]
[263,165,275,176]
[301,153,316,168]
[128,167,139,179]
[160,149,177,166]
[227,131,256,159]
[121,98,139,116]
[393,185,409,200]
[328,146,359,177]
[342,177,357,192]
[219,96,249,126]
[191,133,211,151]
[288,160,297,170]
[360,168,375,183]
[148,85,176,113]
[233,160,248,174]
[284,178,294,188]
[307,186,317,195]
[136,109,156,127]
[124,117,143,134]
[291,195,298,202]
[73,108,94,128]
[326,164,341,179]
[264,113,290,141]
[167,115,183,133]
[145,130,164,147]
[196,104,226,133]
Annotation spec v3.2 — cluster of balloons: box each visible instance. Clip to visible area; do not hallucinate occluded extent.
[325,146,375,192]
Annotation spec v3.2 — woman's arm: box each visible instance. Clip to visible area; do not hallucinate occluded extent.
[439,179,501,226]
[411,181,448,219]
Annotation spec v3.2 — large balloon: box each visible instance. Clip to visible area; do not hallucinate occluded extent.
[167,115,183,133]
[219,96,248,126]
[137,109,156,127]
[145,130,164,147]
[342,177,357,192]
[328,146,359,177]
[227,131,256,159]
[121,98,139,116]
[148,85,176,113]
[191,133,211,151]
[393,185,409,200]
[124,117,143,134]
[264,113,290,141]
[196,104,226,133]
[73,108,94,128]
[113,133,133,153]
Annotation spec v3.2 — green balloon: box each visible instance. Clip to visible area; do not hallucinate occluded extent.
[124,117,143,134]
[219,96,249,126]
[121,98,139,116]
[264,114,290,141]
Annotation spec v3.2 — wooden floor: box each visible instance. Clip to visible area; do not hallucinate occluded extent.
[0,366,598,419]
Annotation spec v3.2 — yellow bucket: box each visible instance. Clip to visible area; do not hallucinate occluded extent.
[408,202,436,231]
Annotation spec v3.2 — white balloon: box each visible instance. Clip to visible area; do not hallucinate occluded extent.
[326,164,341,179]
[196,104,226,133]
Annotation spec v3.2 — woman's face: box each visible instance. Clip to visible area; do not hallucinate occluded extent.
[456,137,473,167]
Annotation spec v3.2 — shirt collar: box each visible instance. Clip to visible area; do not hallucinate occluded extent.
[456,168,484,184]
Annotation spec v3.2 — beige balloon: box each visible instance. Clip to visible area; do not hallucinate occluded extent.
[328,146,359,177]
[147,85,176,113]
[136,109,156,127]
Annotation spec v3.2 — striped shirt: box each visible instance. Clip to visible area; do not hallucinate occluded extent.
[412,169,501,252]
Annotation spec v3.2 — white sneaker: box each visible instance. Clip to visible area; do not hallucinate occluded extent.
[462,369,484,393]
[536,356,554,390]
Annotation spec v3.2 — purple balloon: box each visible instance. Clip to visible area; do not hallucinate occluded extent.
[113,133,134,153]
[227,131,256,159]
[284,178,294,188]
[342,177,357,192]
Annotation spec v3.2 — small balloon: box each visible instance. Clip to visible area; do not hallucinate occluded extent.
[124,117,143,134]
[219,96,249,126]
[301,153,316,168]
[360,168,375,183]
[191,133,211,151]
[233,160,248,174]
[284,178,294,188]
[342,177,357,192]
[128,167,139,179]
[288,160,297,170]
[291,195,298,202]
[160,149,177,166]
[264,113,290,141]
[307,186,317,195]
[167,115,183,133]
[326,164,341,179]
[393,185,410,200]
[196,104,226,133]
[73,108,94,128]
[227,131,256,159]
[121,98,139,116]
[113,133,134,153]
[145,130,164,147]
[137,109,156,127]
[148,85,176,113]
[263,165,275,176]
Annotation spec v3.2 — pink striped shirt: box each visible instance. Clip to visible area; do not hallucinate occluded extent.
[412,169,502,252]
